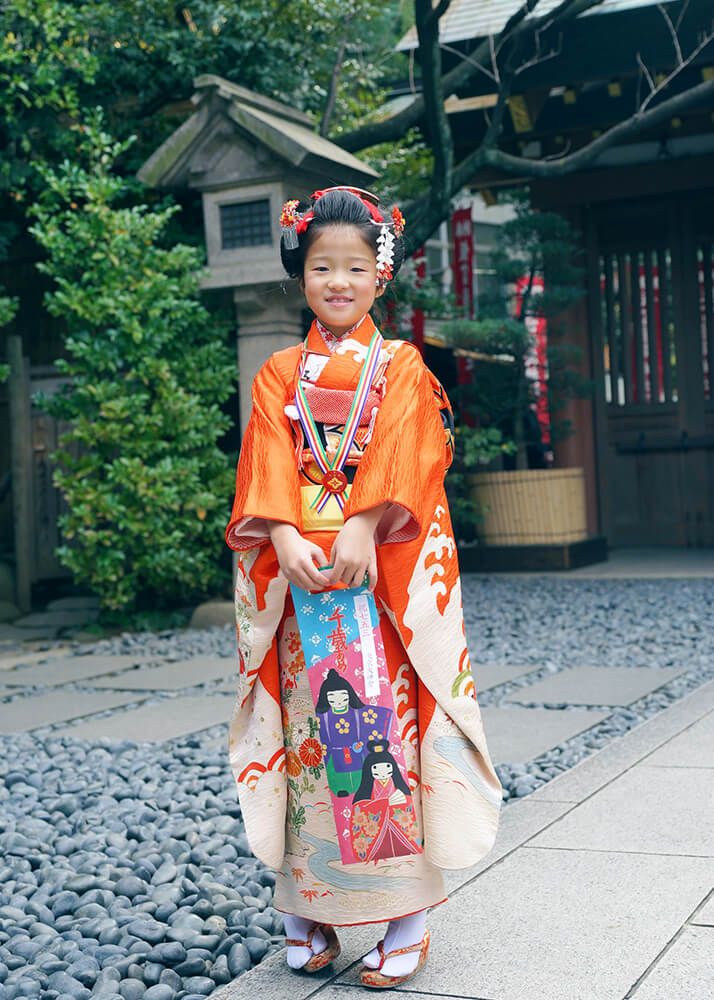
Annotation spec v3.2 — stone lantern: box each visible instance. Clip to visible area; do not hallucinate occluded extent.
[138,74,379,436]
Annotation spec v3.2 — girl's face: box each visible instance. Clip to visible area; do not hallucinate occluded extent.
[371,761,393,783]
[302,225,384,336]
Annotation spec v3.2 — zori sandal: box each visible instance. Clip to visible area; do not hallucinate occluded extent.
[360,928,431,989]
[285,922,341,972]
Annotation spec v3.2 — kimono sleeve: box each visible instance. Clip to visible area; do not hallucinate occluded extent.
[342,343,450,545]
[225,353,301,551]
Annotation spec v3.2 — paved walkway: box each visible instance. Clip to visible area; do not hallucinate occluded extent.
[210,679,714,1000]
[502,546,714,579]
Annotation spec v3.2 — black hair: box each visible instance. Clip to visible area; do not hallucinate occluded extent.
[280,189,406,282]
[352,739,411,803]
[315,667,365,713]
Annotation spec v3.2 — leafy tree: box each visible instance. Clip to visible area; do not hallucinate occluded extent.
[27,114,236,613]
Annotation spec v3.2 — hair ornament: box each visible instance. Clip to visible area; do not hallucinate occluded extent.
[391,205,406,237]
[375,224,396,287]
[279,198,302,249]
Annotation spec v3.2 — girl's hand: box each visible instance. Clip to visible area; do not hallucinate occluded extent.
[328,503,389,591]
[267,521,328,591]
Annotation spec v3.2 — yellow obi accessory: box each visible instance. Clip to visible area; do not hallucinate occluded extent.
[300,483,347,532]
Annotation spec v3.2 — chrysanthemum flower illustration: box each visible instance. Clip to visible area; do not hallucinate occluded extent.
[298,738,323,767]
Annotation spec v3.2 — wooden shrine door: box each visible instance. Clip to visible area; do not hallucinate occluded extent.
[588,193,714,547]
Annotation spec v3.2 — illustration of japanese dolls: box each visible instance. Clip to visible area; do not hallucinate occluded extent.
[350,739,422,862]
[315,668,392,798]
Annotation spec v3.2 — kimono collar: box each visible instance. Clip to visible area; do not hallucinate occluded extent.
[305,312,378,357]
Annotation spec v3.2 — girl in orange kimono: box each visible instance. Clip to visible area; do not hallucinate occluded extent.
[225,187,502,989]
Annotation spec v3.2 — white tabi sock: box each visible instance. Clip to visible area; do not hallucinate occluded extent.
[362,909,428,977]
[282,913,327,970]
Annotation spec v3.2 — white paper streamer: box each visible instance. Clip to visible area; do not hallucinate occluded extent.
[354,593,380,698]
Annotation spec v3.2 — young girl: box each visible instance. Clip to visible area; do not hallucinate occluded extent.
[225,187,502,989]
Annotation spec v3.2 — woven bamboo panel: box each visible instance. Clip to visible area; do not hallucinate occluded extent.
[468,468,588,545]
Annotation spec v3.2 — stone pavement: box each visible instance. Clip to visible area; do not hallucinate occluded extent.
[209,678,714,1000]
[516,545,714,579]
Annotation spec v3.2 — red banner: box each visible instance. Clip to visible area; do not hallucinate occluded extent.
[451,206,474,319]
[515,275,552,452]
[452,207,475,417]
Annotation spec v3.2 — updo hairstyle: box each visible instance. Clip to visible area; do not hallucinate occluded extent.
[280,189,406,282]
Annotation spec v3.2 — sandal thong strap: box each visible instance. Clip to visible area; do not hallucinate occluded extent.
[286,922,333,951]
[286,922,319,949]
[375,933,428,970]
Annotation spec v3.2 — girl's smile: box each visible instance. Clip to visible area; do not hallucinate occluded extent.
[302,225,384,336]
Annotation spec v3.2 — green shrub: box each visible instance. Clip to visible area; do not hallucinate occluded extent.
[440,317,529,358]
[28,114,236,612]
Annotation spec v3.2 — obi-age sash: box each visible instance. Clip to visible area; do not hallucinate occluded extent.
[289,581,422,865]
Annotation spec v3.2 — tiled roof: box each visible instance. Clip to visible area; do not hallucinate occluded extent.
[397,0,677,50]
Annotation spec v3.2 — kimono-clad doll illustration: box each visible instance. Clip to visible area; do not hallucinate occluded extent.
[315,668,392,797]
[351,739,421,862]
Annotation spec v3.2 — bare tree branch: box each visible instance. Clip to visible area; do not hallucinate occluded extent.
[514,33,564,75]
[399,75,714,250]
[658,3,683,64]
[639,30,713,111]
[413,0,453,224]
[334,0,605,151]
[438,42,497,84]
[454,75,714,185]
[674,0,691,32]
[319,15,354,136]
[427,0,452,28]
[636,51,656,98]
[489,29,500,83]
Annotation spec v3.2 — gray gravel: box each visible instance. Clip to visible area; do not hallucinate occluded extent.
[0,575,711,997]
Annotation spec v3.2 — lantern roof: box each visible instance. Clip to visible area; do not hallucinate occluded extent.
[138,74,378,190]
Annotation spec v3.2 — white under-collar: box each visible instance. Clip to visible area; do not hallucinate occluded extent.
[315,314,368,353]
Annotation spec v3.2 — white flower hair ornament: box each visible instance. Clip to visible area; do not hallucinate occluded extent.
[373,205,406,288]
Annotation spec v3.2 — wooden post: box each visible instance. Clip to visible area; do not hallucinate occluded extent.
[7,335,33,612]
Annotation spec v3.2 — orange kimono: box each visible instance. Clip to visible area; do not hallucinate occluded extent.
[225,312,502,925]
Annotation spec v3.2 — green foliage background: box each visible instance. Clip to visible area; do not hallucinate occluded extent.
[27,117,236,612]
[0,2,413,615]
